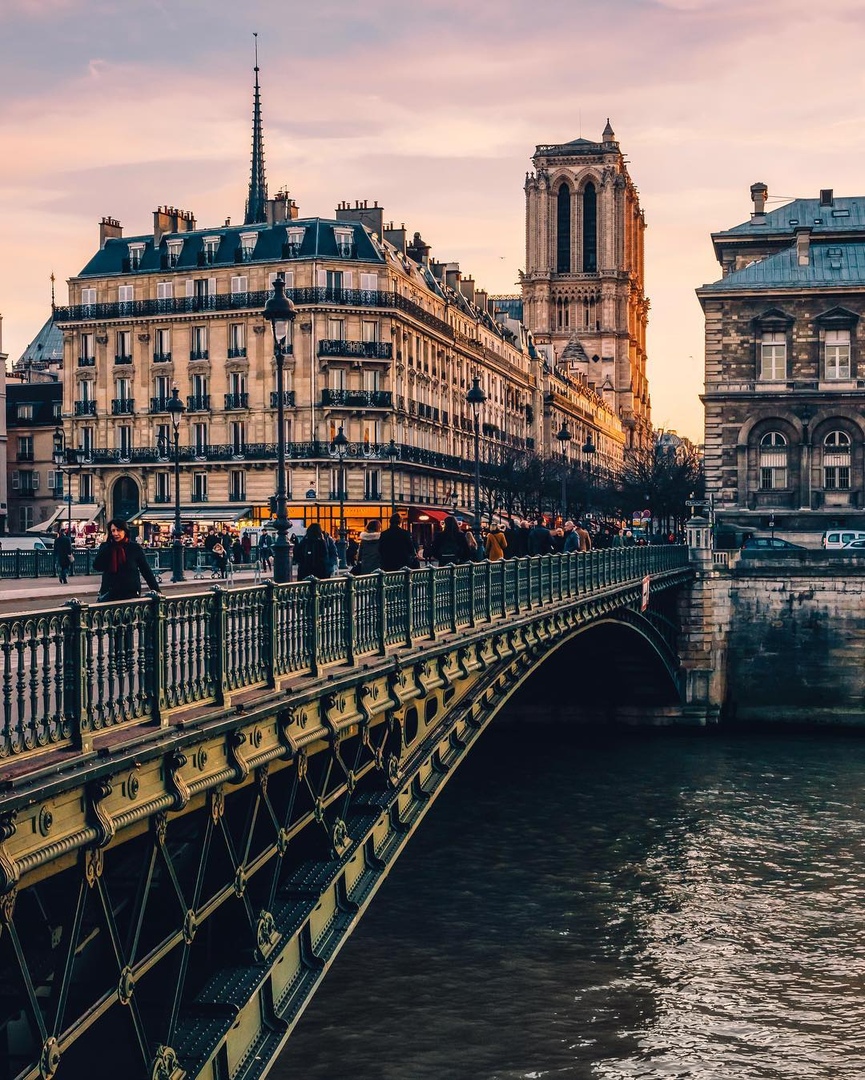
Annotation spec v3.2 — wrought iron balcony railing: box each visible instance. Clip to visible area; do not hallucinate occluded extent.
[189,350,209,362]
[320,389,393,410]
[150,396,172,413]
[269,391,296,408]
[54,290,454,340]
[114,354,133,365]
[152,352,172,364]
[224,393,249,410]
[318,340,393,360]
[186,395,211,411]
[228,492,247,502]
[16,452,34,462]
[191,492,209,503]
[153,494,171,504]
[111,399,135,415]
[77,356,95,367]
[74,401,97,416]
[227,347,247,359]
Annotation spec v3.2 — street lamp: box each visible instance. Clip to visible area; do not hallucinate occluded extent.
[769,513,775,540]
[332,426,349,568]
[52,428,84,533]
[556,421,571,521]
[165,387,186,582]
[263,274,297,584]
[466,375,487,544]
[582,432,596,513]
[384,437,399,514]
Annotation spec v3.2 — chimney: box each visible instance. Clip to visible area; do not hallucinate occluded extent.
[459,276,476,303]
[99,216,122,248]
[384,222,406,254]
[267,191,290,225]
[475,288,489,314]
[445,267,461,292]
[820,188,834,208]
[406,231,431,265]
[335,199,384,238]
[153,206,196,245]
[796,227,811,266]
[750,181,768,221]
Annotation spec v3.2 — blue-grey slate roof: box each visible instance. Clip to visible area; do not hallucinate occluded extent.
[17,315,63,365]
[718,197,865,236]
[702,241,865,291]
[77,218,384,278]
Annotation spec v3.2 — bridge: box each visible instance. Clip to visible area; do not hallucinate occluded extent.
[0,547,692,1080]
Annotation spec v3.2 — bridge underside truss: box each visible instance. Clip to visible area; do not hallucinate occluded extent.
[0,576,687,1080]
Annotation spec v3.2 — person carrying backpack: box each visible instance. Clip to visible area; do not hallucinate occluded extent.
[294,523,337,579]
[431,515,470,565]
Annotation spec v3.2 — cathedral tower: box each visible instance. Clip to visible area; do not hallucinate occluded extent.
[521,121,651,448]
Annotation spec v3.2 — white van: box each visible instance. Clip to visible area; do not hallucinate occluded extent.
[2,536,52,552]
[821,529,865,549]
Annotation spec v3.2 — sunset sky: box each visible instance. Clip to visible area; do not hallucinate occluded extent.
[2,0,865,441]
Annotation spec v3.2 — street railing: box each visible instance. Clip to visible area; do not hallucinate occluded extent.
[0,547,690,760]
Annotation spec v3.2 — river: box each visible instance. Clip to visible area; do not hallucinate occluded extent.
[272,724,865,1079]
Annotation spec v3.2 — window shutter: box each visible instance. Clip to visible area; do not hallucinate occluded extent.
[11,472,18,490]
[342,271,353,289]
[185,279,194,298]
[316,270,327,288]
[360,274,377,292]
[32,473,40,490]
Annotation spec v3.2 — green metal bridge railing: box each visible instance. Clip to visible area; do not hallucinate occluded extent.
[0,547,690,760]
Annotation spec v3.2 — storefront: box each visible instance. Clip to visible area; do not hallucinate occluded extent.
[129,505,255,544]
[27,504,104,543]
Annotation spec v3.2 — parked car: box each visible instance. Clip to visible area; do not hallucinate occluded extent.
[741,537,806,550]
[823,529,865,549]
[2,536,51,552]
[842,538,865,549]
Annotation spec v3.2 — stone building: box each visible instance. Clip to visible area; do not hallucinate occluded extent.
[521,120,652,452]
[5,381,64,535]
[698,183,865,541]
[50,62,622,544]
[0,317,6,536]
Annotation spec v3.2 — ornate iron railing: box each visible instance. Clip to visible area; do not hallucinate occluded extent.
[318,339,393,359]
[0,547,690,758]
[321,388,393,409]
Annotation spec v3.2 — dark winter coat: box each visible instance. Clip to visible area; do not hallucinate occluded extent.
[379,524,418,571]
[527,524,553,556]
[93,538,161,600]
[294,533,337,579]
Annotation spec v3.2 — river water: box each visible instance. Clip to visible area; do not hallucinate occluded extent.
[273,724,865,1079]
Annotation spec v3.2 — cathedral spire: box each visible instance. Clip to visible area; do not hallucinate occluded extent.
[244,33,268,225]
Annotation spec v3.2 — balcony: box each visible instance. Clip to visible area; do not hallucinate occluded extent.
[191,492,209,503]
[114,354,133,365]
[78,356,95,367]
[320,389,393,410]
[16,451,34,462]
[187,394,211,411]
[111,399,135,415]
[74,401,97,417]
[190,350,209,362]
[153,493,171,504]
[318,340,393,360]
[17,488,38,499]
[150,396,172,413]
[270,391,296,408]
[228,491,247,502]
[228,347,247,359]
[224,392,249,410]
[153,352,172,364]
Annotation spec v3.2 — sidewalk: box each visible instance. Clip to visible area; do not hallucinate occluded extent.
[0,566,271,605]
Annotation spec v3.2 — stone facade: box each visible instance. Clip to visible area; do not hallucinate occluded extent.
[698,184,865,542]
[521,120,652,453]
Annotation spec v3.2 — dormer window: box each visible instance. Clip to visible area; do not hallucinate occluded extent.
[334,227,354,258]
[128,243,145,270]
[202,236,220,264]
[239,232,257,261]
[166,240,182,267]
[285,226,305,257]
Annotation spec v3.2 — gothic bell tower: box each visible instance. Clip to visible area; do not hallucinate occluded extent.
[521,121,651,448]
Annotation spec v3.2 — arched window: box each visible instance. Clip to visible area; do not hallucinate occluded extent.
[823,430,851,490]
[759,431,787,490]
[583,182,597,272]
[556,183,571,273]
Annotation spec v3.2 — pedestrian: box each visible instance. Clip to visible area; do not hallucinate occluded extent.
[431,515,470,565]
[503,518,523,558]
[527,518,553,556]
[53,525,74,585]
[379,514,419,571]
[550,527,565,554]
[294,523,337,579]
[576,522,593,552]
[346,535,359,566]
[484,524,507,562]
[258,532,273,571]
[463,524,481,561]
[563,520,580,554]
[355,519,383,574]
[211,537,229,578]
[241,530,252,563]
[93,519,162,601]
[231,537,244,565]
[611,528,624,548]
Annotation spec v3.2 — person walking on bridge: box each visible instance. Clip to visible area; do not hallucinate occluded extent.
[93,519,162,601]
[379,514,419,571]
[53,526,74,585]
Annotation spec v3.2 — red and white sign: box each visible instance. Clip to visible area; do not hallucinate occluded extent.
[641,575,651,611]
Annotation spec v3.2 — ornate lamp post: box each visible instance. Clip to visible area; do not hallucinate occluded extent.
[384,437,399,514]
[466,375,487,543]
[556,421,571,522]
[332,426,349,568]
[165,387,186,582]
[582,432,596,514]
[52,428,84,533]
[263,275,297,584]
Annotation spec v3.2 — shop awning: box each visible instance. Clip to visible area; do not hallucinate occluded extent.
[27,504,104,532]
[409,508,450,524]
[129,505,252,524]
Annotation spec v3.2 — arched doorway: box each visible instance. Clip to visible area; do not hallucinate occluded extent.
[112,477,140,522]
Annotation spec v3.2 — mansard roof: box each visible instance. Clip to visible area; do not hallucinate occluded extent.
[16,314,63,366]
[716,197,865,238]
[76,218,385,278]
[700,241,865,293]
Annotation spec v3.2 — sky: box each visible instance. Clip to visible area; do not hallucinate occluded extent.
[3,0,865,443]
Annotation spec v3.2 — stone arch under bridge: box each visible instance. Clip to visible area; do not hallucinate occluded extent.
[0,555,692,1079]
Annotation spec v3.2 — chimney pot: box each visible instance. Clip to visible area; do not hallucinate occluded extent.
[750,181,768,219]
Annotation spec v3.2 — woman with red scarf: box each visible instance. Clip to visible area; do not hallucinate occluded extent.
[93,518,162,601]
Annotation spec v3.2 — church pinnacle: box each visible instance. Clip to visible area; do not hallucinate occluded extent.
[244,33,268,226]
